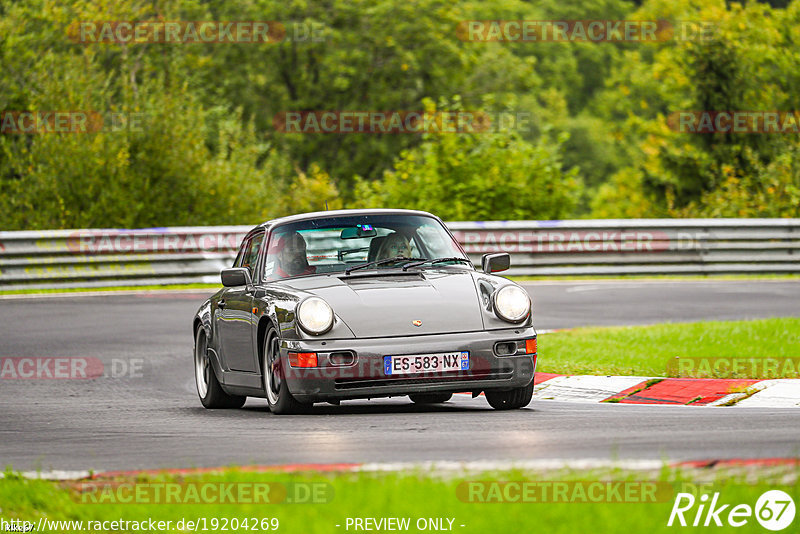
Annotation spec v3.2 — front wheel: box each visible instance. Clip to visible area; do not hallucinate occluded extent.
[194,327,246,409]
[262,327,310,415]
[409,393,453,404]
[485,380,534,410]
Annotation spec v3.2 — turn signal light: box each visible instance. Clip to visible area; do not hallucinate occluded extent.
[288,352,318,368]
[525,338,537,355]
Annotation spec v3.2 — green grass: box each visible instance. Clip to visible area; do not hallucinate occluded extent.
[1,466,797,533]
[0,283,221,295]
[539,318,800,378]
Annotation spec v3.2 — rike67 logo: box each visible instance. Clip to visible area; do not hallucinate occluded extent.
[668,490,795,530]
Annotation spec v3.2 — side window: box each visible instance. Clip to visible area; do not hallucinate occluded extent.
[234,237,250,268]
[241,233,265,278]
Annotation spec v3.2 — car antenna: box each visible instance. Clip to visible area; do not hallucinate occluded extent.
[325,201,329,210]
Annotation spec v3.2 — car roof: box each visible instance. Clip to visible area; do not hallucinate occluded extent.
[254,208,440,232]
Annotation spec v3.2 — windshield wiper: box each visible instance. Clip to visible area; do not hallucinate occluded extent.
[345,256,422,275]
[401,257,472,271]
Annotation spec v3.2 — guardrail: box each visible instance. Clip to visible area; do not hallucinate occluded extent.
[0,219,798,289]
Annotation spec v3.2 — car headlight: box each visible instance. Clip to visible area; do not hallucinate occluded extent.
[493,285,530,323]
[296,297,334,335]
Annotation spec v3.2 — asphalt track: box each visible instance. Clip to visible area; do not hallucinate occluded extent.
[1,280,798,472]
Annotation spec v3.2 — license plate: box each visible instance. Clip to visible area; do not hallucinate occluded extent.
[383,351,469,376]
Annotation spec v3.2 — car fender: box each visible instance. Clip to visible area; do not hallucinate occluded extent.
[252,288,356,343]
[193,299,213,342]
[191,297,228,384]
[470,272,534,330]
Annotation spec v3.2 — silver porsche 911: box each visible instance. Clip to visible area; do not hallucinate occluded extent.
[192,209,537,414]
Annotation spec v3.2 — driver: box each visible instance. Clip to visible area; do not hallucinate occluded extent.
[269,232,316,278]
[377,232,412,259]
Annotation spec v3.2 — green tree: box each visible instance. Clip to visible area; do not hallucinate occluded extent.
[352,100,580,220]
[590,0,800,217]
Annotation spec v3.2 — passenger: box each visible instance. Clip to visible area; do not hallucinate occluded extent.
[377,232,412,259]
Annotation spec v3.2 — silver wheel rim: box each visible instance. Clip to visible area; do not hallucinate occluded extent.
[195,330,210,398]
[264,334,281,405]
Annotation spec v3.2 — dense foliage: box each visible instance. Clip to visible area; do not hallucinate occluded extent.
[1,0,798,229]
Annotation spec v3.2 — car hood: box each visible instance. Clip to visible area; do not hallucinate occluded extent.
[283,269,485,337]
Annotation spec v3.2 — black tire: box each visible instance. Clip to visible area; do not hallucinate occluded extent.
[194,327,246,409]
[262,327,310,415]
[409,393,453,404]
[485,380,534,410]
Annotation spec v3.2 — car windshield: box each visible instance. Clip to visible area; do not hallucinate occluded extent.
[263,214,470,281]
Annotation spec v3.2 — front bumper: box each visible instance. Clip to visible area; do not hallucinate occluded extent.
[279,328,537,402]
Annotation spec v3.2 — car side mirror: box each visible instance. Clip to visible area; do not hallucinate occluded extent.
[221,267,253,287]
[481,253,510,273]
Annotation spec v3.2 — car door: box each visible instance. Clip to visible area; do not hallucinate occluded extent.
[216,231,264,373]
